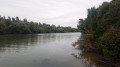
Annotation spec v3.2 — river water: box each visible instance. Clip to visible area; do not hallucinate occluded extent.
[0,33,113,67]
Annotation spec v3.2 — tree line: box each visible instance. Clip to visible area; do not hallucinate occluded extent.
[77,0,120,62]
[0,16,79,34]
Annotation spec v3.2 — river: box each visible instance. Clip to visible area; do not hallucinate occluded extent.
[0,33,114,67]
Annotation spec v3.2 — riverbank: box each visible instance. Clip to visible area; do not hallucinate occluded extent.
[76,0,120,66]
[73,34,120,67]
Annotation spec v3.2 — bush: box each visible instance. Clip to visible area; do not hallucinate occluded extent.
[100,26,120,61]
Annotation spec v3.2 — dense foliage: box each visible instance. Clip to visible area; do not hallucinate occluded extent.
[77,0,120,61]
[0,16,78,34]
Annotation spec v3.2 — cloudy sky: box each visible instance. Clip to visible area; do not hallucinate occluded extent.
[0,0,111,28]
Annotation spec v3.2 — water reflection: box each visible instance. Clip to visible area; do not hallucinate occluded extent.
[0,33,83,67]
[0,33,117,67]
[0,34,63,46]
[0,34,60,53]
[0,35,36,49]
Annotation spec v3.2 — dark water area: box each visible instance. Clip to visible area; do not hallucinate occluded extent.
[0,33,116,67]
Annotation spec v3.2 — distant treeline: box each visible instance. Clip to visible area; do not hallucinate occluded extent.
[77,0,120,61]
[0,16,79,34]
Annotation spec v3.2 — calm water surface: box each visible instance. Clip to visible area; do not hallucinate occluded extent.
[0,33,105,67]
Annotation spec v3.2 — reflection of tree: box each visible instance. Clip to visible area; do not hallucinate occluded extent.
[0,34,58,53]
[72,51,117,67]
[72,52,96,67]
[37,33,73,44]
[37,34,57,44]
[0,34,38,48]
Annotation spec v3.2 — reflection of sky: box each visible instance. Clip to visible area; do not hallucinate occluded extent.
[0,0,111,27]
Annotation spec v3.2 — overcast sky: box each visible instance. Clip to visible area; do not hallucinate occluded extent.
[0,0,111,28]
